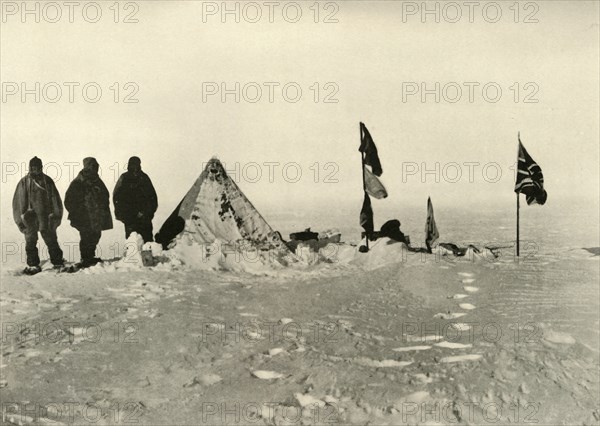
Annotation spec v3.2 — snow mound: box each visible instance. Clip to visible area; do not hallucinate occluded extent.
[115,232,145,269]
[439,245,497,262]
[64,235,499,277]
[345,238,412,269]
[164,238,295,274]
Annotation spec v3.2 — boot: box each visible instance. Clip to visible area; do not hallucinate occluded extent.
[23,265,42,275]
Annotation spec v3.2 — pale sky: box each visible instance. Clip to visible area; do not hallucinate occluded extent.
[1,1,599,245]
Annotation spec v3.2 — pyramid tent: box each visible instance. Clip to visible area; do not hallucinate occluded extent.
[155,158,287,251]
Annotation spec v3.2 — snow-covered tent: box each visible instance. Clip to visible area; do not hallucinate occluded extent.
[155,158,287,252]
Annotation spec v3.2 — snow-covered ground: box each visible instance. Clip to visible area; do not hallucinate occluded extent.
[1,207,599,425]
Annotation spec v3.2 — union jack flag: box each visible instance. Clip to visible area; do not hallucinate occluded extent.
[515,135,547,205]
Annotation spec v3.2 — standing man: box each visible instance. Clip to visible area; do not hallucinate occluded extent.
[113,156,158,242]
[12,157,65,274]
[65,157,113,268]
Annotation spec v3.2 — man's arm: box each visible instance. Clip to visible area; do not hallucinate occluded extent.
[12,178,27,231]
[146,175,158,215]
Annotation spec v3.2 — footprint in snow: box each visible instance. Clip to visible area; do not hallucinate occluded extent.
[463,286,479,293]
[401,391,430,403]
[252,370,285,379]
[413,373,433,384]
[459,303,476,310]
[451,323,472,331]
[440,354,482,363]
[184,374,222,387]
[406,334,444,343]
[244,330,261,340]
[434,312,467,320]
[434,341,472,349]
[354,358,413,368]
[462,278,476,284]
[458,272,475,277]
[392,345,431,352]
[543,330,576,345]
[295,393,326,408]
[449,294,469,299]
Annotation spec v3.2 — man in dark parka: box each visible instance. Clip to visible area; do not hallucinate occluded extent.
[65,157,113,267]
[113,156,158,242]
[12,157,64,274]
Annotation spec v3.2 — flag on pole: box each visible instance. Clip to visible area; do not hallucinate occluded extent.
[360,192,374,238]
[363,166,388,199]
[425,197,439,252]
[515,136,547,205]
[359,122,383,177]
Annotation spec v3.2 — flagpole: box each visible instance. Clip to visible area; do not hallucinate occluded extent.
[360,124,369,250]
[516,131,520,258]
[516,193,520,257]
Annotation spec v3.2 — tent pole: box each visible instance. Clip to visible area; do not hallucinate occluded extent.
[516,193,520,257]
[361,162,369,250]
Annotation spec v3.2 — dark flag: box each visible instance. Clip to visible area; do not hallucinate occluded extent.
[359,122,383,177]
[359,192,374,238]
[515,137,547,205]
[425,197,439,253]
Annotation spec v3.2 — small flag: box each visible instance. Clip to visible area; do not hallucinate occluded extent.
[515,136,547,205]
[359,122,383,177]
[425,197,439,252]
[364,166,388,199]
[360,192,374,238]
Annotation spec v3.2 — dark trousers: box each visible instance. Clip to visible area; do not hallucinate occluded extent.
[79,229,101,262]
[24,229,63,266]
[125,220,153,243]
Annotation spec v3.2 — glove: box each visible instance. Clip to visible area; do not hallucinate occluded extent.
[21,210,38,229]
[17,222,26,233]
